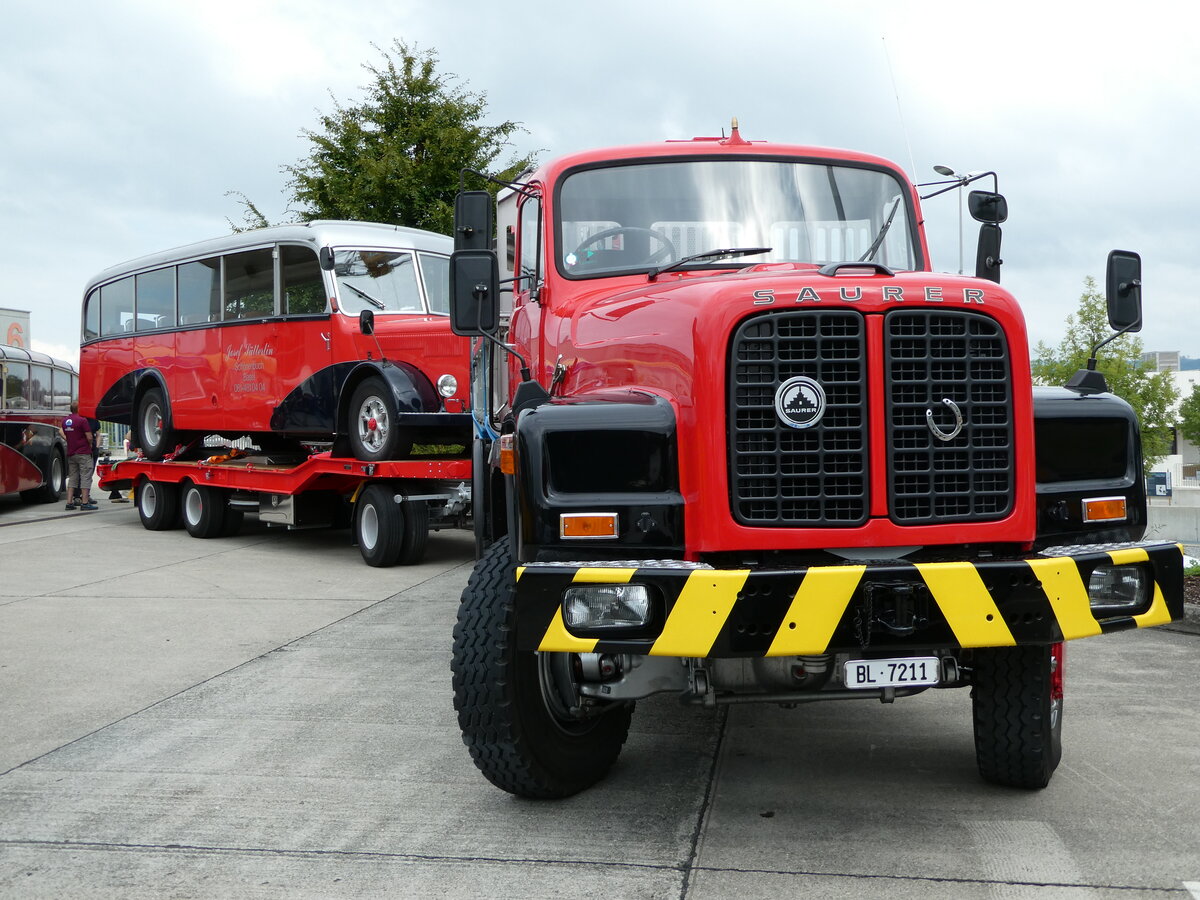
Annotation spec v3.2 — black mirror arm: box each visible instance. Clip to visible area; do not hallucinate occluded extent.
[919,171,998,200]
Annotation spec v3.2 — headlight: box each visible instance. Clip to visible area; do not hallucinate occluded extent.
[436,374,458,398]
[1088,565,1149,612]
[563,584,653,631]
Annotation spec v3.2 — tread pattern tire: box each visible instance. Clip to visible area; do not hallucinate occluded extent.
[396,497,429,566]
[22,450,65,503]
[971,644,1063,789]
[136,387,175,461]
[356,483,404,567]
[451,541,633,798]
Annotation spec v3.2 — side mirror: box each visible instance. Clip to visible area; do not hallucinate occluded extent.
[454,191,494,252]
[319,247,335,271]
[1106,250,1142,332]
[975,223,1003,283]
[968,190,1008,224]
[359,309,374,336]
[449,249,500,335]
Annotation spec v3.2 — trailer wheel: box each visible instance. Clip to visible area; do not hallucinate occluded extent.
[356,483,404,566]
[136,387,176,461]
[137,479,179,531]
[21,449,65,503]
[971,643,1063,789]
[181,481,228,539]
[349,377,412,462]
[396,497,429,565]
[223,506,245,537]
[451,541,633,798]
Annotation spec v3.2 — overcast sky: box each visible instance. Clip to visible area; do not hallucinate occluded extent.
[3,0,1196,368]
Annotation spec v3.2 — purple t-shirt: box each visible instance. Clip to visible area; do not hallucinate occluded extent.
[62,415,93,457]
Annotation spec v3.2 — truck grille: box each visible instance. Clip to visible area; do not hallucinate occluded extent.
[728,311,868,526]
[885,310,1012,523]
[727,309,1013,528]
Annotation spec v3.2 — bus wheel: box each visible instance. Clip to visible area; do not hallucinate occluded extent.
[355,483,403,566]
[22,449,65,503]
[451,541,634,798]
[349,377,411,462]
[181,481,228,539]
[137,480,179,531]
[970,643,1063,789]
[136,387,176,460]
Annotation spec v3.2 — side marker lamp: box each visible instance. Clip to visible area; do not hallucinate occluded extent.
[1087,565,1149,612]
[1082,496,1126,523]
[498,434,515,475]
[560,512,619,539]
[563,584,652,630]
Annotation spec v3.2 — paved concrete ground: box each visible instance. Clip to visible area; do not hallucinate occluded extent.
[1,495,1198,898]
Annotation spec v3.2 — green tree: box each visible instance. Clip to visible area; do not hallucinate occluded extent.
[279,40,535,234]
[1031,277,1178,474]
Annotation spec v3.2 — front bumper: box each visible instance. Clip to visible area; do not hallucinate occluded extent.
[516,542,1184,657]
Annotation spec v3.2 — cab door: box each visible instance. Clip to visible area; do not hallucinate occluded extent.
[266,243,335,435]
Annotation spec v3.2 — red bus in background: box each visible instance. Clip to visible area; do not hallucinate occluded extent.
[79,221,472,461]
[0,344,74,502]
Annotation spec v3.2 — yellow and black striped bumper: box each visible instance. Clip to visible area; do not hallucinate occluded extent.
[515,542,1184,657]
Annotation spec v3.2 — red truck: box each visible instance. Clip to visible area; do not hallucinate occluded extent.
[446,124,1185,799]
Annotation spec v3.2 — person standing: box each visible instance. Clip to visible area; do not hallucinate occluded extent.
[62,403,97,511]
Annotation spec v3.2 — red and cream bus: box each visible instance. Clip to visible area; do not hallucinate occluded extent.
[80,221,471,461]
[1,344,75,502]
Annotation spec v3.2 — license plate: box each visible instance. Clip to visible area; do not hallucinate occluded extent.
[844,656,940,689]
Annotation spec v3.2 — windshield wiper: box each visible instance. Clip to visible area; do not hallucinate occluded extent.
[340,281,387,310]
[858,198,901,263]
[648,246,772,281]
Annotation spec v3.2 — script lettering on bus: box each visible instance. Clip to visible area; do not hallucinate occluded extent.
[226,341,277,395]
[750,287,987,306]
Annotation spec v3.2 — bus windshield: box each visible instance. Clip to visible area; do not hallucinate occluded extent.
[335,249,428,314]
[557,158,917,277]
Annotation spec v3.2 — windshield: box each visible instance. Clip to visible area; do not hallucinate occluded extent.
[334,249,426,314]
[557,158,917,277]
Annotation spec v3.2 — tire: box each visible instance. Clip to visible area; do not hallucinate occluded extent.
[137,479,180,531]
[451,541,634,798]
[971,643,1063,789]
[136,386,176,461]
[396,497,429,566]
[348,377,411,462]
[21,449,65,503]
[355,483,404,567]
[181,482,228,539]
[223,506,245,537]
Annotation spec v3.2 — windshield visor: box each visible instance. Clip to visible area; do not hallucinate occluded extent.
[557,159,917,277]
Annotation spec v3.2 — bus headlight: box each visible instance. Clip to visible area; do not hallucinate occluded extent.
[1088,565,1149,612]
[563,584,653,631]
[437,374,458,398]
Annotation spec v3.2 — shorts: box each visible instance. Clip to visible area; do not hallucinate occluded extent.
[67,453,95,491]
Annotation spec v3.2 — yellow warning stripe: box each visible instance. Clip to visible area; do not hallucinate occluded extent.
[1025,557,1102,639]
[766,566,866,656]
[916,561,1016,647]
[534,567,635,652]
[649,569,748,657]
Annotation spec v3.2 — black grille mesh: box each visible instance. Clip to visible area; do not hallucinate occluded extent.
[885,310,1013,522]
[728,311,868,525]
[726,308,1013,529]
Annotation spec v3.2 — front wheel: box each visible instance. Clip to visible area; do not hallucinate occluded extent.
[451,541,634,798]
[21,450,65,503]
[970,643,1063,789]
[348,377,412,462]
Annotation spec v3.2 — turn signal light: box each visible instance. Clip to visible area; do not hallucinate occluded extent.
[498,434,515,475]
[560,512,619,539]
[1082,496,1126,523]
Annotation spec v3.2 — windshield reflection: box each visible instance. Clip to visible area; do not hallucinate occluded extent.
[558,159,916,277]
[334,250,425,314]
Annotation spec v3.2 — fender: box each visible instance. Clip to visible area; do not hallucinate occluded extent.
[333,360,440,436]
[93,368,155,424]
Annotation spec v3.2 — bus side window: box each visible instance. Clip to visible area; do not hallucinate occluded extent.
[179,258,221,324]
[224,248,275,319]
[100,277,134,336]
[51,368,72,411]
[135,267,177,330]
[419,253,450,315]
[30,366,51,409]
[84,289,100,341]
[4,362,29,409]
[281,245,327,315]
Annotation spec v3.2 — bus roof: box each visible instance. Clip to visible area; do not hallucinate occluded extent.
[1,342,78,373]
[83,220,453,295]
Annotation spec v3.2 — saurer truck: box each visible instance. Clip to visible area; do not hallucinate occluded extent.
[446,124,1185,799]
